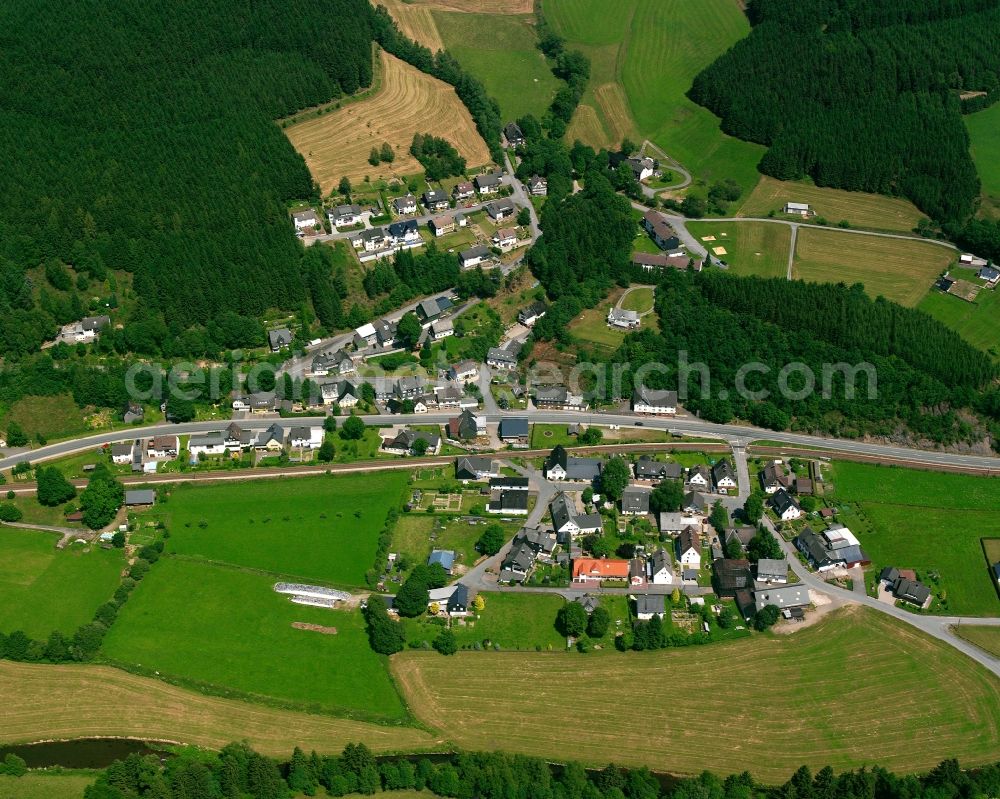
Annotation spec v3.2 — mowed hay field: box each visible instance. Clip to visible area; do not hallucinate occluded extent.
[792,228,954,306]
[102,558,409,720]
[163,471,408,587]
[955,626,1000,658]
[0,660,436,755]
[0,529,123,639]
[379,0,445,51]
[392,607,1000,780]
[687,221,791,279]
[284,51,491,191]
[0,774,94,799]
[739,176,925,233]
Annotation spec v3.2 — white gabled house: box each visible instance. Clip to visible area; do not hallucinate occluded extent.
[632,386,677,415]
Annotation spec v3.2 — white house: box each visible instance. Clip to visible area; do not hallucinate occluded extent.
[607,308,640,329]
[430,319,454,340]
[635,594,666,621]
[649,548,675,585]
[354,323,377,348]
[111,443,134,465]
[146,436,178,460]
[771,488,802,521]
[393,194,418,215]
[292,208,321,234]
[687,465,711,489]
[459,244,491,269]
[712,460,738,493]
[188,431,227,458]
[327,204,362,228]
[492,228,517,251]
[677,526,701,571]
[486,347,518,370]
[287,426,323,450]
[321,380,359,408]
[783,202,812,216]
[448,360,479,383]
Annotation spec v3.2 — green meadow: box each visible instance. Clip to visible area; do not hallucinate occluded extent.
[829,462,1000,616]
[0,529,123,638]
[965,102,1000,215]
[101,557,407,721]
[686,221,791,279]
[162,472,409,587]
[918,281,1000,360]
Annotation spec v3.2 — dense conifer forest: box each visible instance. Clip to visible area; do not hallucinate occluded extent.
[0,0,374,358]
[689,0,1000,225]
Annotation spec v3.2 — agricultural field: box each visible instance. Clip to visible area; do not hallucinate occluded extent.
[918,281,1000,359]
[0,774,94,799]
[0,660,435,755]
[380,0,445,51]
[392,607,1000,780]
[792,228,954,307]
[101,558,408,721]
[546,0,765,193]
[687,221,791,279]
[738,176,925,233]
[828,462,1000,616]
[0,530,123,639]
[284,51,491,192]
[955,626,1000,658]
[434,12,560,121]
[406,593,566,650]
[162,472,408,587]
[965,102,1000,217]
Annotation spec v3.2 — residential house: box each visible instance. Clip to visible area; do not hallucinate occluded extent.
[459,244,492,269]
[388,219,421,245]
[783,202,812,216]
[891,577,931,606]
[448,409,484,441]
[67,315,111,342]
[393,194,418,215]
[713,558,751,597]
[486,347,518,370]
[490,476,529,492]
[232,393,276,414]
[123,402,144,425]
[353,322,377,347]
[517,301,547,327]
[635,593,666,620]
[726,526,756,550]
[620,486,651,516]
[492,227,518,250]
[795,526,869,571]
[979,264,1000,285]
[754,583,809,612]
[288,426,323,450]
[504,122,525,147]
[760,461,791,494]
[311,350,354,378]
[485,198,515,221]
[526,174,547,196]
[429,215,456,237]
[649,548,675,585]
[607,308,640,329]
[572,558,630,583]
[188,431,227,457]
[628,156,655,181]
[328,204,362,228]
[430,319,454,340]
[642,210,680,250]
[428,550,456,574]
[475,172,502,195]
[146,436,178,460]
[373,319,397,348]
[677,526,702,571]
[422,189,450,211]
[501,541,536,584]
[534,385,584,411]
[550,492,602,538]
[320,380,359,408]
[447,584,470,616]
[487,489,529,515]
[455,455,501,481]
[681,491,707,514]
[433,384,463,409]
[634,457,682,482]
[253,424,285,452]
[448,360,479,383]
[383,428,441,456]
[360,227,388,252]
[417,296,453,322]
[544,446,601,482]
[756,558,787,584]
[125,489,155,507]
[498,417,529,445]
[712,460,737,494]
[111,443,134,465]
[292,208,321,234]
[771,488,802,521]
[687,465,711,490]
[632,386,678,415]
[452,181,475,201]
[268,328,293,352]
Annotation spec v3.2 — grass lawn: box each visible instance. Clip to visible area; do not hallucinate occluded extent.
[966,102,1000,216]
[391,513,495,578]
[102,558,407,721]
[0,773,95,799]
[737,176,924,233]
[620,287,655,313]
[162,472,409,587]
[433,12,559,122]
[828,462,1000,616]
[0,529,123,638]
[918,283,1000,359]
[687,221,790,279]
[792,227,953,306]
[406,593,566,651]
[954,626,1000,658]
[0,394,89,441]
[391,607,1000,779]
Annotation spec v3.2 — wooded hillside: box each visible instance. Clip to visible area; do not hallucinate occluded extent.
[0,0,374,356]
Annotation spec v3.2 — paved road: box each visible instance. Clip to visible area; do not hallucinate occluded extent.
[761,516,1000,677]
[710,215,958,251]
[0,521,88,548]
[639,140,692,197]
[503,151,541,241]
[786,223,798,279]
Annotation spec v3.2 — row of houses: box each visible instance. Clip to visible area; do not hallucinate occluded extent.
[110,435,180,474]
[188,422,322,458]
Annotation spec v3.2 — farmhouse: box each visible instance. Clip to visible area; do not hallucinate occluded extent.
[770,488,802,521]
[485,198,516,221]
[393,194,418,215]
[632,386,677,415]
[475,172,502,195]
[488,488,529,515]
[621,486,651,516]
[459,244,492,269]
[634,457,682,482]
[642,210,680,250]
[504,122,525,147]
[534,385,584,411]
[635,593,666,620]
[292,208,321,234]
[677,526,702,570]
[492,227,518,251]
[754,583,809,612]
[712,460,737,493]
[499,417,529,445]
[607,308,640,329]
[430,319,454,340]
[627,156,655,181]
[573,558,630,584]
[455,455,501,481]
[756,558,788,584]
[125,489,155,507]
[452,181,475,201]
[328,204,362,228]
[783,202,813,216]
[517,301,547,327]
[486,347,518,370]
[422,189,450,211]
[527,175,547,196]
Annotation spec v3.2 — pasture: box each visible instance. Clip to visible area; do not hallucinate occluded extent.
[434,12,560,122]
[828,462,1000,616]
[284,51,491,192]
[101,558,408,721]
[0,774,94,799]
[0,529,123,638]
[392,607,1000,780]
[965,102,1000,216]
[918,281,1000,359]
[0,660,435,755]
[687,221,791,279]
[955,626,1000,658]
[792,228,953,306]
[738,176,924,233]
[547,0,764,192]
[162,471,408,587]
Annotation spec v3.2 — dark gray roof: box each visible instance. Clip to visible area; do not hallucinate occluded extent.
[634,458,682,480]
[632,386,678,406]
[448,583,469,611]
[460,244,491,262]
[771,488,801,515]
[490,476,529,490]
[499,417,529,438]
[754,583,809,611]
[487,347,518,364]
[712,459,735,483]
[621,486,651,514]
[756,558,786,580]
[503,541,535,573]
[682,491,706,512]
[125,489,155,505]
[550,493,575,531]
[636,594,665,616]
[492,490,529,511]
[388,219,418,237]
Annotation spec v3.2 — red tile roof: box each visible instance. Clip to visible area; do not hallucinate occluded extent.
[572,558,630,580]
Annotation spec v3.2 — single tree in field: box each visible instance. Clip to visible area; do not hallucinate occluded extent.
[338,176,352,197]
[35,466,76,507]
[476,523,506,555]
[433,627,457,655]
[556,601,588,637]
[340,415,365,440]
[368,147,381,166]
[380,142,395,163]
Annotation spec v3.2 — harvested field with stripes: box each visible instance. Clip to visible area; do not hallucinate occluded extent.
[379,0,445,51]
[284,50,491,191]
[391,607,1000,780]
[0,660,438,755]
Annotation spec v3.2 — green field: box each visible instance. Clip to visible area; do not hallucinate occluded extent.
[828,462,1000,616]
[545,0,764,193]
[620,286,655,313]
[393,607,1000,780]
[918,281,1000,359]
[966,102,1000,216]
[0,529,123,638]
[102,557,407,721]
[0,773,94,799]
[0,393,89,441]
[955,625,1000,658]
[162,473,408,587]
[434,12,560,122]
[391,513,494,578]
[687,221,791,278]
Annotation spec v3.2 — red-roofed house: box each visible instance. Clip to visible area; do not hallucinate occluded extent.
[572,558,630,583]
